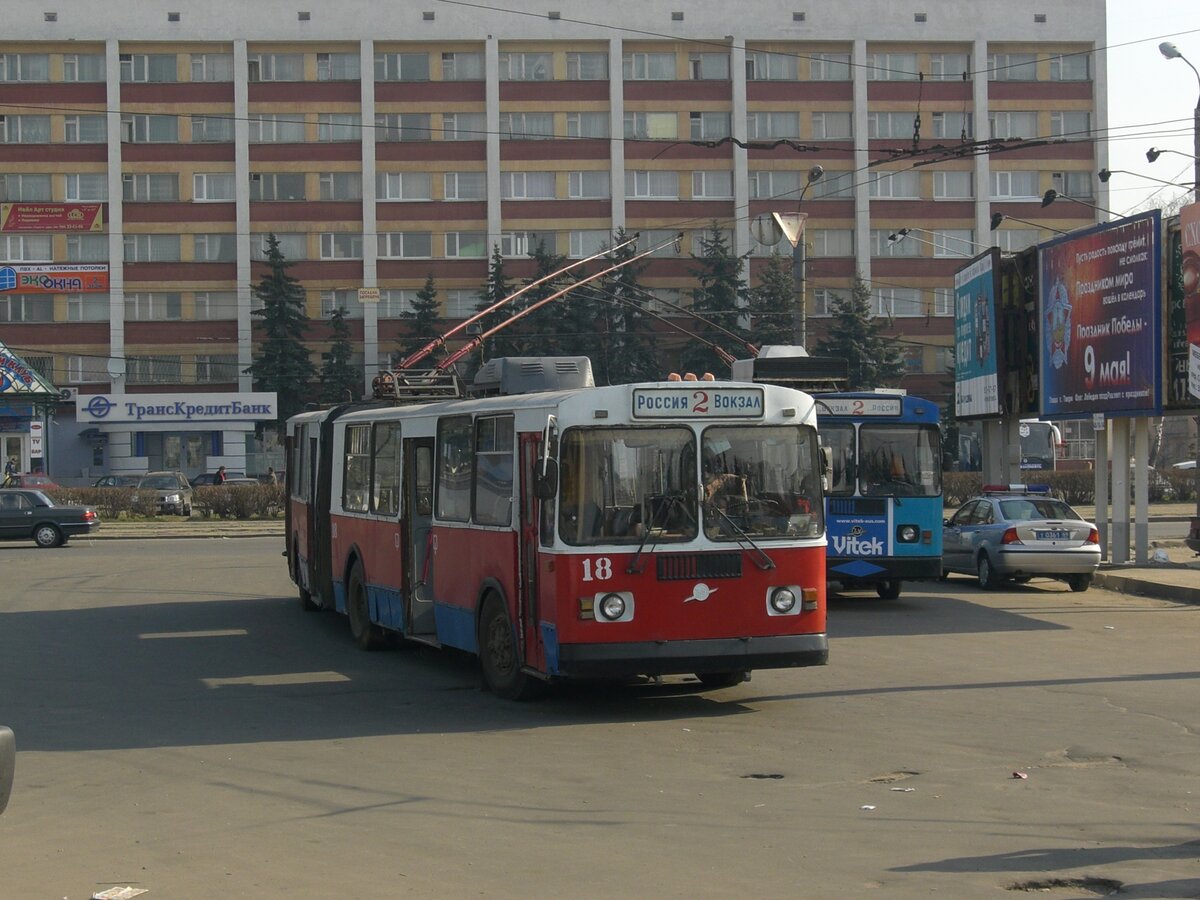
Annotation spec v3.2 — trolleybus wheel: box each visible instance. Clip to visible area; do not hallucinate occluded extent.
[876,579,902,600]
[347,562,387,650]
[479,593,542,701]
[295,541,319,612]
[696,671,747,689]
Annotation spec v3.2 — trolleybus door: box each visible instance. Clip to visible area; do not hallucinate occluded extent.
[404,437,437,637]
[518,434,543,669]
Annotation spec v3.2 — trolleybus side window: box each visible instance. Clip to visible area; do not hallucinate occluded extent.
[343,424,371,512]
[474,415,514,526]
[821,424,855,496]
[436,415,473,522]
[372,422,401,516]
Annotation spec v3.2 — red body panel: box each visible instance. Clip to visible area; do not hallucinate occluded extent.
[431,526,519,612]
[332,513,404,592]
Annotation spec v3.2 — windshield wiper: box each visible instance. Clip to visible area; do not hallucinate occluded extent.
[626,493,692,574]
[707,503,776,571]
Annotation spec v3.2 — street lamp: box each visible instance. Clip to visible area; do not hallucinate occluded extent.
[1041,189,1121,218]
[1098,167,1194,190]
[761,165,823,348]
[888,225,993,252]
[886,228,974,258]
[1158,41,1200,203]
[989,211,1068,236]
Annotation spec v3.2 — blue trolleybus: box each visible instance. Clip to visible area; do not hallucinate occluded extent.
[814,391,943,599]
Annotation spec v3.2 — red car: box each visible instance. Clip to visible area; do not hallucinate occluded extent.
[5,474,61,491]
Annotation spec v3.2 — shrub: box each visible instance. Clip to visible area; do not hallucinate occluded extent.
[194,483,284,519]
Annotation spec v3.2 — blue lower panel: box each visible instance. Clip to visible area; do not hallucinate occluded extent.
[333,580,346,615]
[541,622,560,675]
[435,602,477,654]
[369,585,406,633]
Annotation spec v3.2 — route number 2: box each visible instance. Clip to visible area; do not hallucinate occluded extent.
[581,558,613,581]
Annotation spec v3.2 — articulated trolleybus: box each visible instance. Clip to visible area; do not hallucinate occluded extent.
[815,391,942,599]
[286,358,828,699]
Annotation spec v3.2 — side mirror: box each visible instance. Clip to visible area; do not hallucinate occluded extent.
[0,725,14,815]
[533,458,558,501]
[943,518,952,527]
[819,446,832,475]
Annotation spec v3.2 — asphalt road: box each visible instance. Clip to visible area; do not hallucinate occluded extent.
[0,538,1197,899]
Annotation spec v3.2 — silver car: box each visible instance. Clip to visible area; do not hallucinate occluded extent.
[942,487,1100,591]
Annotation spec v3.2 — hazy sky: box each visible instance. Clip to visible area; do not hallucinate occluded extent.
[1105,0,1200,214]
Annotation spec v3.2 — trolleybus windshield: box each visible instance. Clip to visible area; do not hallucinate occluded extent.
[857,424,941,497]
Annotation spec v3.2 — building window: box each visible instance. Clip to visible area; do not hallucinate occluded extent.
[988,52,1038,81]
[442,112,486,140]
[248,114,306,143]
[443,171,487,200]
[640,229,683,257]
[193,172,235,201]
[317,113,361,142]
[625,170,679,199]
[318,172,363,200]
[320,289,364,318]
[377,290,416,318]
[249,172,306,201]
[931,111,973,139]
[443,289,477,316]
[691,170,733,199]
[21,355,53,380]
[990,169,1040,200]
[191,115,234,142]
[932,170,973,199]
[193,233,237,262]
[0,234,52,262]
[749,169,800,200]
[874,287,923,316]
[68,293,108,322]
[689,111,731,140]
[196,354,239,383]
[377,231,433,258]
[868,170,921,199]
[0,173,51,201]
[195,291,238,319]
[623,52,675,80]
[567,170,609,199]
[809,53,851,80]
[251,233,307,260]
[989,110,1038,140]
[316,52,360,81]
[127,355,183,384]
[0,54,50,82]
[933,229,975,257]
[623,111,678,140]
[499,231,553,257]
[812,288,836,317]
[870,229,920,257]
[0,115,50,143]
[375,112,431,142]
[62,53,105,82]
[745,111,800,140]
[808,229,854,257]
[933,288,954,316]
[68,355,108,383]
[123,234,181,262]
[441,52,484,81]
[64,174,108,202]
[444,233,488,259]
[498,112,554,140]
[125,292,182,321]
[376,171,432,201]
[810,171,855,199]
[992,229,1039,253]
[375,52,430,81]
[812,111,852,139]
[746,50,797,81]
[929,52,970,80]
[568,230,610,258]
[498,51,552,81]
[866,52,918,81]
[565,112,609,138]
[121,114,178,143]
[63,115,107,143]
[1051,170,1094,199]
[1049,53,1089,81]
[120,53,177,83]
[1050,111,1091,138]
[566,51,607,80]
[688,53,730,80]
[122,173,179,202]
[0,294,53,323]
[867,111,916,139]
[190,53,233,81]
[319,233,363,259]
[247,53,303,82]
[500,171,556,200]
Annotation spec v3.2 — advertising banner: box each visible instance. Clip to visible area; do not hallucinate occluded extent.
[953,249,1001,419]
[1038,212,1162,418]
[1181,203,1200,401]
[0,203,103,232]
[0,264,109,294]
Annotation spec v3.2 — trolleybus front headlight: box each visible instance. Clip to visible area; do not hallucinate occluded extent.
[598,592,627,621]
[897,524,919,543]
[769,587,797,614]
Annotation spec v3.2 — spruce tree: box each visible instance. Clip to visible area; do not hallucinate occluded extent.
[246,233,311,430]
[680,224,751,377]
[467,245,511,376]
[749,251,799,349]
[585,227,660,385]
[813,274,905,390]
[398,273,443,363]
[318,306,360,404]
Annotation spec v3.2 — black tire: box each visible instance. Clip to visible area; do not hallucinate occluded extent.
[1012,576,1032,584]
[479,593,542,700]
[182,502,192,517]
[876,579,902,600]
[696,671,747,689]
[977,553,1001,590]
[938,569,950,582]
[33,523,63,548]
[295,541,320,612]
[347,562,387,650]
[1066,574,1093,592]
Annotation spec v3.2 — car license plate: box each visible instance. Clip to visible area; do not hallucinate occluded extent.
[1036,529,1070,540]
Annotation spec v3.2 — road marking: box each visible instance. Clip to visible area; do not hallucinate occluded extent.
[202,671,350,688]
[139,629,248,639]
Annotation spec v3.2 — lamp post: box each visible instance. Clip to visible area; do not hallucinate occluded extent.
[761,165,823,348]
[989,212,1068,236]
[1098,167,1193,191]
[1158,42,1200,204]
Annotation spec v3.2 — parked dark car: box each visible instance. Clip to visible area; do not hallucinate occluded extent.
[133,471,194,516]
[190,471,245,487]
[0,488,100,547]
[93,474,140,488]
[5,474,61,491]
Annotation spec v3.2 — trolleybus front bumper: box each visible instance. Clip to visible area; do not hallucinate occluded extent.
[555,633,828,679]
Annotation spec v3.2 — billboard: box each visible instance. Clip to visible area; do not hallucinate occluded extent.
[1038,211,1162,418]
[953,248,1001,418]
[0,203,103,232]
[1181,203,1200,401]
[0,264,109,294]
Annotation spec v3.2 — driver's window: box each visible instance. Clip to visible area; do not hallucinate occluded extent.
[953,501,978,525]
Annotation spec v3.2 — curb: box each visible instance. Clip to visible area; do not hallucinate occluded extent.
[1093,570,1200,605]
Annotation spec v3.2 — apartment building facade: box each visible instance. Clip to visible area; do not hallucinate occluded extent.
[0,0,1106,479]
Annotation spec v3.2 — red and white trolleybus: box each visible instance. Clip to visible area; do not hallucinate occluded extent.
[286,358,828,699]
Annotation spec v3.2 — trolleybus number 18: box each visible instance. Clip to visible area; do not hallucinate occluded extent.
[581,558,613,581]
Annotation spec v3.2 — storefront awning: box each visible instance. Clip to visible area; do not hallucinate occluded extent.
[0,338,62,414]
